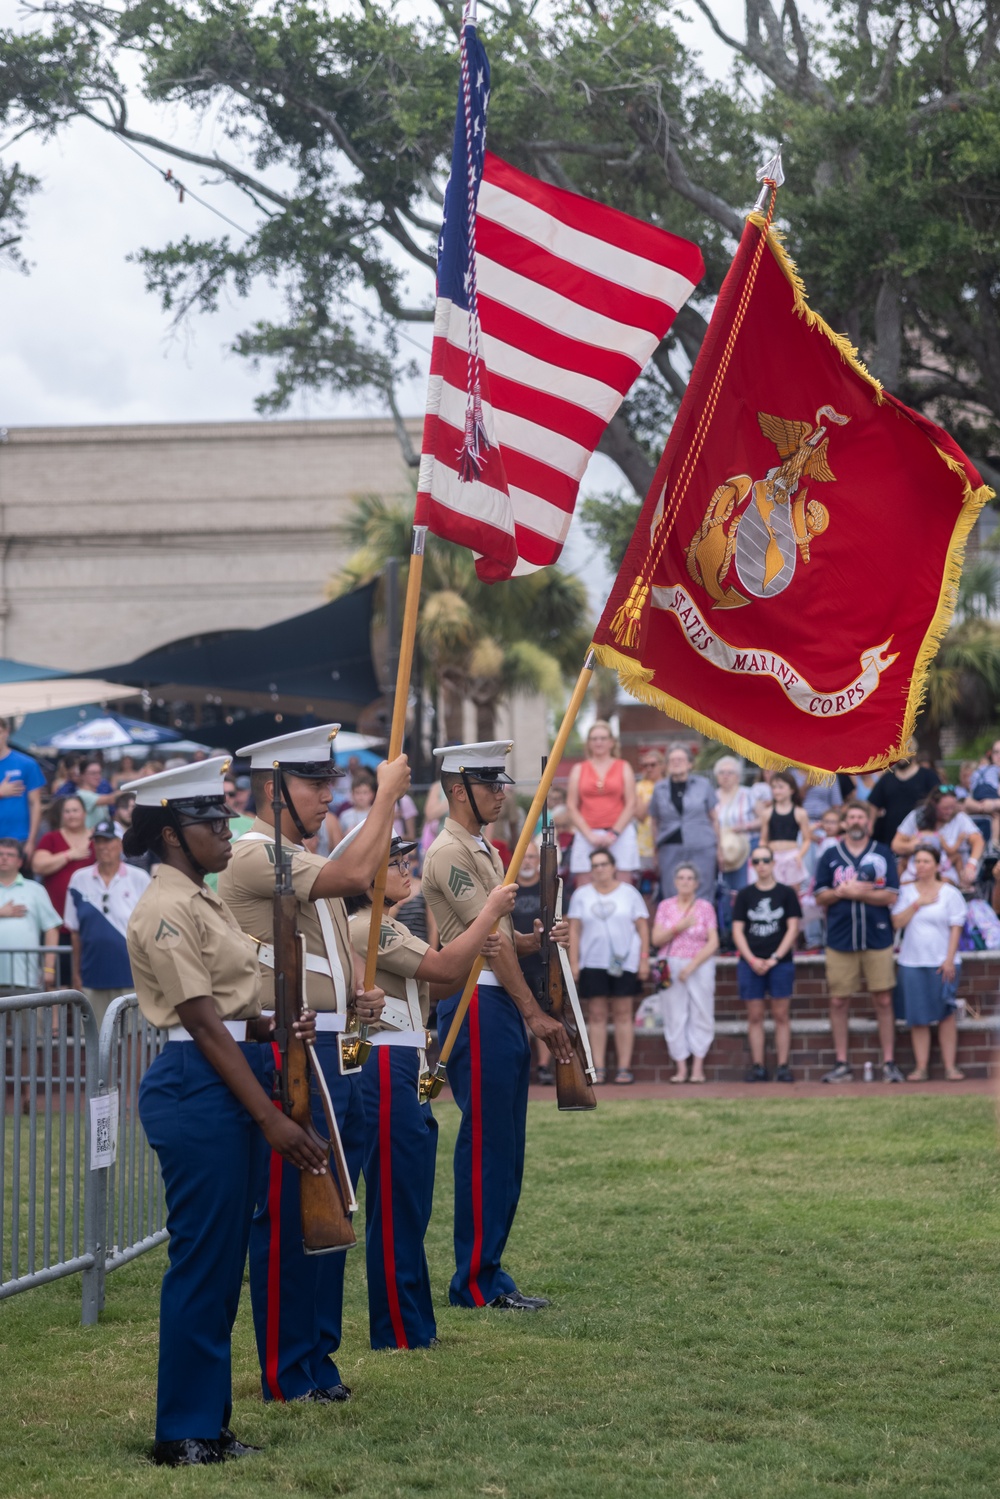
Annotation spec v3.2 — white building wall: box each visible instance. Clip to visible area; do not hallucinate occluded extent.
[0,417,420,671]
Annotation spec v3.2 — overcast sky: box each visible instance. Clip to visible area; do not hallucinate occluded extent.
[0,0,775,603]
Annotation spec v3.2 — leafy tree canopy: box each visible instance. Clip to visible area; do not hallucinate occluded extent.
[1,0,999,513]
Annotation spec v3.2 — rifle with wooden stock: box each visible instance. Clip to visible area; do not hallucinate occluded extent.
[539,789,597,1112]
[271,770,357,1254]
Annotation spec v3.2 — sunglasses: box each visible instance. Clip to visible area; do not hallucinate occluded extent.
[937,785,957,795]
[751,856,773,865]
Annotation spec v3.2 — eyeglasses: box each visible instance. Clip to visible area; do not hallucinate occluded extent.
[751,856,773,865]
[388,857,411,874]
[179,816,229,836]
[590,859,613,868]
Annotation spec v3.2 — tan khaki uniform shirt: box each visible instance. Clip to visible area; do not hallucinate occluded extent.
[349,907,430,1026]
[217,818,355,1012]
[126,862,262,1029]
[422,818,513,948]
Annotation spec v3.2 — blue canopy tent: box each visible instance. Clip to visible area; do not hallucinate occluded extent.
[92,584,383,755]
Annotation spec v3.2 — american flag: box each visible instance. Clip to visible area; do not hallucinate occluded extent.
[415,14,705,582]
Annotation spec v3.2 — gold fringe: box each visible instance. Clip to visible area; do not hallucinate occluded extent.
[748,213,884,402]
[897,461,993,756]
[594,642,837,779]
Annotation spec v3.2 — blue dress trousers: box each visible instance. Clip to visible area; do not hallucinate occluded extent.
[247,1033,365,1401]
[138,1039,271,1443]
[434,980,531,1307]
[360,1044,439,1349]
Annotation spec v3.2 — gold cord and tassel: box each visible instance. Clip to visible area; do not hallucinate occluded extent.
[608,577,649,649]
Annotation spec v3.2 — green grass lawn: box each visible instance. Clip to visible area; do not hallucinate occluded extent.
[2,1096,1000,1497]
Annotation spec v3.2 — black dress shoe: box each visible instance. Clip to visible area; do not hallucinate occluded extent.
[294,1384,352,1403]
[488,1290,551,1311]
[218,1427,262,1458]
[152,1438,224,1467]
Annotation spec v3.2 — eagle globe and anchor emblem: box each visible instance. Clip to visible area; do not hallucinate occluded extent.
[686,405,850,609]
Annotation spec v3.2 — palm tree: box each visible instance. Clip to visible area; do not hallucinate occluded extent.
[918,617,1000,758]
[331,494,593,741]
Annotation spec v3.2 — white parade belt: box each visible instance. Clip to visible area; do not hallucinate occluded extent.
[371,1028,427,1050]
[256,943,336,980]
[261,1008,346,1033]
[167,1020,248,1042]
[477,970,500,986]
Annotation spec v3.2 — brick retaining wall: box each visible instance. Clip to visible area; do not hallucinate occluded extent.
[624,952,1000,1083]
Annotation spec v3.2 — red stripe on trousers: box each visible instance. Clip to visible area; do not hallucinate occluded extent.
[265,1043,286,1401]
[468,991,486,1306]
[378,1047,408,1348]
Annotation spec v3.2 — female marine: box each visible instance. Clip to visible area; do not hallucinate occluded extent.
[123,759,324,1467]
[348,836,515,1349]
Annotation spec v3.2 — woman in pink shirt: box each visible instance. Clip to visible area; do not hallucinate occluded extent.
[651,864,719,1083]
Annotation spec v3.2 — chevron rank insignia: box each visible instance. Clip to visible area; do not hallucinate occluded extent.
[448,866,476,900]
[379,924,397,952]
[154,918,182,949]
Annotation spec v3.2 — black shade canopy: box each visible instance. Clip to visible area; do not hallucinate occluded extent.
[95,585,379,716]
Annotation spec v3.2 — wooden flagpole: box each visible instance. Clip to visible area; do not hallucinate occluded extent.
[420,649,594,1100]
[361,525,428,991]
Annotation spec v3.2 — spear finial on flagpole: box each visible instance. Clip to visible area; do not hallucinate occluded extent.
[752,146,785,215]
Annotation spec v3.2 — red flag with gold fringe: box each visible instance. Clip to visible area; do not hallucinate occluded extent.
[592,204,992,776]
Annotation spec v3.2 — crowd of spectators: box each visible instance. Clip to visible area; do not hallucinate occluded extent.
[7,718,1000,1094]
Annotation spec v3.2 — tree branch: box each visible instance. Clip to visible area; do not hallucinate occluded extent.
[380,205,437,272]
[385,384,420,468]
[78,107,293,209]
[651,343,688,401]
[689,0,836,109]
[596,410,656,499]
[860,18,902,106]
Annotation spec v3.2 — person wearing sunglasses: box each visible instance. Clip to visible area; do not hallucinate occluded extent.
[732,849,802,1082]
[346,835,516,1349]
[63,818,150,1027]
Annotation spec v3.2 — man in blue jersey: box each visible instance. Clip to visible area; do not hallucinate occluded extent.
[814,800,903,1084]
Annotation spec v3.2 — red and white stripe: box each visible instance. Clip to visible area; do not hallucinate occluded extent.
[417,152,704,581]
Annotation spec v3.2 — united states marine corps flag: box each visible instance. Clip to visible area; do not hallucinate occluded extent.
[593,165,992,776]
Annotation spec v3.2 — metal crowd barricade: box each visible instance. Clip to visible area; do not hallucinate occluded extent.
[93,993,167,1310]
[1,986,169,1324]
[0,989,102,1318]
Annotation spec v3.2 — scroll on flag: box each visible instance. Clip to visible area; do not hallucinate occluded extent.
[416,12,705,582]
[593,203,993,776]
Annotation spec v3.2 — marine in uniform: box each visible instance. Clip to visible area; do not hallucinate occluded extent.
[347,835,517,1350]
[123,759,326,1468]
[422,742,573,1312]
[217,724,409,1404]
